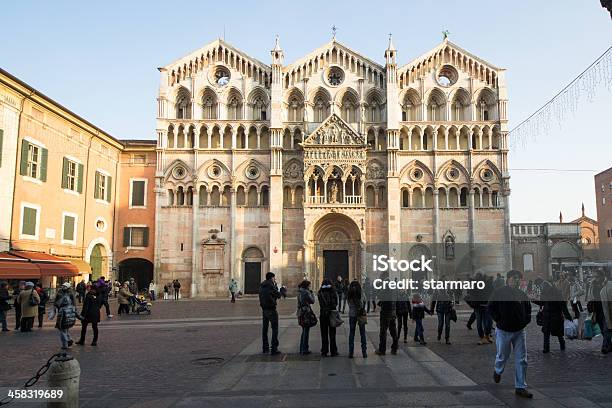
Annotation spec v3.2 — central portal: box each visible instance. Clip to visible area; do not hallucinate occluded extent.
[323,250,349,281]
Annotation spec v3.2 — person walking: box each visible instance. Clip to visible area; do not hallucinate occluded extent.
[600,275,612,354]
[474,275,494,345]
[0,281,11,332]
[488,270,533,399]
[229,278,238,303]
[334,276,344,312]
[259,272,282,355]
[588,269,608,353]
[569,276,584,319]
[376,286,399,356]
[163,283,170,300]
[411,293,432,345]
[318,278,339,357]
[128,278,138,312]
[532,281,572,353]
[396,290,411,343]
[364,276,376,313]
[76,280,86,304]
[431,283,454,345]
[347,280,368,358]
[173,279,181,300]
[54,282,79,349]
[113,280,120,298]
[35,283,49,328]
[17,282,40,332]
[12,281,24,330]
[96,277,113,319]
[76,285,100,346]
[297,280,315,355]
[117,282,132,315]
[148,281,156,301]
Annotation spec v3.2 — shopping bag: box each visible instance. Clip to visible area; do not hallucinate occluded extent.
[584,318,593,339]
[564,319,577,339]
[329,310,344,327]
[593,322,602,337]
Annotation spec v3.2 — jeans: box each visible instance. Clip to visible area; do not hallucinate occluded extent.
[348,316,367,355]
[543,331,565,351]
[174,289,180,300]
[437,311,451,340]
[414,319,424,341]
[397,312,409,340]
[14,307,21,330]
[38,307,45,327]
[262,309,279,352]
[300,326,310,353]
[319,311,337,354]
[230,292,235,303]
[494,328,528,390]
[79,321,98,344]
[118,304,129,315]
[0,309,7,331]
[379,316,398,353]
[59,328,72,348]
[101,299,111,316]
[476,306,492,338]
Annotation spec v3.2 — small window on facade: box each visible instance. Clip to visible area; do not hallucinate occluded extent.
[131,180,146,207]
[22,206,38,236]
[133,154,146,164]
[27,144,40,178]
[123,226,149,247]
[62,215,76,242]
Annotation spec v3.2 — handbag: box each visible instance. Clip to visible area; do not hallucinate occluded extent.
[329,310,344,328]
[564,319,578,339]
[298,305,318,328]
[450,308,457,322]
[536,307,544,326]
[584,317,594,339]
[593,322,602,337]
[28,289,39,307]
[357,307,368,325]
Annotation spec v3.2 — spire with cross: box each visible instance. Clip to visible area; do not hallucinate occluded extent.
[332,25,337,40]
[442,30,450,40]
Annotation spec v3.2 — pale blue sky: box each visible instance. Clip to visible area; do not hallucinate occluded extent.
[2,1,611,223]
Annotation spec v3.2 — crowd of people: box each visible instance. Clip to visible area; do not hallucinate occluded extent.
[257,268,612,399]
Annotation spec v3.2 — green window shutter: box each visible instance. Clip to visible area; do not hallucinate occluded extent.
[63,216,75,241]
[132,181,145,206]
[143,227,149,247]
[61,158,69,189]
[76,163,84,193]
[22,207,37,236]
[106,176,112,202]
[93,172,100,199]
[0,129,4,167]
[19,140,29,175]
[123,227,131,247]
[40,148,48,182]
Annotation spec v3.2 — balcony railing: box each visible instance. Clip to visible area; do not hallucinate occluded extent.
[306,196,363,205]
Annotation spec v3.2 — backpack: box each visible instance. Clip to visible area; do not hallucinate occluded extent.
[28,289,39,306]
[59,304,77,329]
[298,305,318,328]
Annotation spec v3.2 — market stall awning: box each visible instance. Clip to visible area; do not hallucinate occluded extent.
[60,258,92,274]
[9,251,80,277]
[0,252,40,279]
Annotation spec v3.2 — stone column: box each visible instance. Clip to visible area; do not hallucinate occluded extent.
[230,185,238,288]
[190,180,199,297]
[433,189,440,244]
[154,178,165,289]
[502,188,512,273]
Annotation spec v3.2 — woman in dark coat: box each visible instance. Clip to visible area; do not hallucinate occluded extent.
[533,281,572,353]
[76,286,101,346]
[318,279,339,357]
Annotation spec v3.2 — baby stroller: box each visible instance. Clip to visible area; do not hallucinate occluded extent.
[132,295,152,315]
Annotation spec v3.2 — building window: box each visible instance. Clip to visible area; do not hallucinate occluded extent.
[132,154,146,164]
[130,179,147,207]
[27,144,40,178]
[123,226,149,247]
[61,157,83,193]
[94,171,112,202]
[62,213,77,243]
[20,204,40,239]
[523,253,534,272]
[20,140,48,181]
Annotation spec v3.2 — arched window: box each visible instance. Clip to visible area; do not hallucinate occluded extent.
[186,187,193,206]
[167,189,174,206]
[202,89,217,120]
[283,186,292,208]
[247,186,258,206]
[341,92,358,123]
[227,93,243,120]
[402,89,420,121]
[294,186,304,208]
[313,89,330,122]
[477,88,498,121]
[401,188,409,208]
[261,186,269,206]
[199,185,208,206]
[451,89,470,121]
[210,186,221,206]
[222,186,231,206]
[236,186,246,206]
[287,91,304,122]
[176,87,192,119]
[427,89,446,121]
[412,188,423,208]
[365,185,375,207]
[460,187,468,207]
[177,186,185,206]
[444,235,455,260]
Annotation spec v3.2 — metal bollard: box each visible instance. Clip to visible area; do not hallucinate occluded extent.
[47,354,80,408]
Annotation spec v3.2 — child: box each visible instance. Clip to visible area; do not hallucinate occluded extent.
[411,293,432,345]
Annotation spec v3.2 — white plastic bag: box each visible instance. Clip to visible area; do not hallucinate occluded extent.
[564,319,578,339]
[47,308,56,320]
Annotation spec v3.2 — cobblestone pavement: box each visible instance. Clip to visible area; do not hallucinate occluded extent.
[0,298,610,407]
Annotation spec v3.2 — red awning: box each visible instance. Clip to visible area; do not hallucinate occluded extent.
[0,253,40,279]
[8,251,80,278]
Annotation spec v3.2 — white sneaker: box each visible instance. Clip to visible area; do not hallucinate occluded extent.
[107,315,113,318]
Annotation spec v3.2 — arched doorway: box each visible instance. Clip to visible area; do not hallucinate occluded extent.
[307,213,363,285]
[118,258,154,292]
[89,244,108,282]
[242,247,265,294]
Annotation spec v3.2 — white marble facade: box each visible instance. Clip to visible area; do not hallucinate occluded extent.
[154,35,511,297]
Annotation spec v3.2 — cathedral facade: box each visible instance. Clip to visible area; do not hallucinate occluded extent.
[154,35,511,297]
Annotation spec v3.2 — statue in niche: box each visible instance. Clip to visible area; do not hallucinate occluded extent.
[329,181,339,203]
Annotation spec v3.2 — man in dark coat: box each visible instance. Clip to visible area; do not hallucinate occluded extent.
[76,280,86,304]
[376,286,399,355]
[259,272,282,355]
[12,281,24,330]
[76,286,101,346]
[96,277,112,318]
[0,281,11,332]
[488,270,533,399]
[318,279,339,356]
[533,281,572,353]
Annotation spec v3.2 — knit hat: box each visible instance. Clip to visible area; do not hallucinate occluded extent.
[62,282,71,289]
[25,281,34,288]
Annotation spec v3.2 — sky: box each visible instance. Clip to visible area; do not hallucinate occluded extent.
[2,1,611,223]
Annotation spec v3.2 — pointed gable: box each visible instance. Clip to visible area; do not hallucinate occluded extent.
[303,114,365,146]
[162,38,271,87]
[284,39,384,84]
[399,39,503,88]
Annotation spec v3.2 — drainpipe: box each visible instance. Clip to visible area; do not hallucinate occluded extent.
[80,136,92,260]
